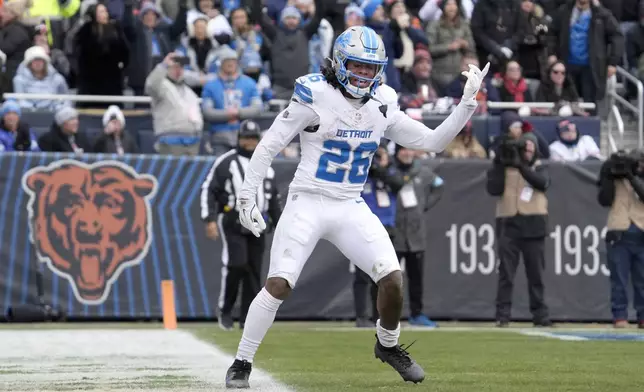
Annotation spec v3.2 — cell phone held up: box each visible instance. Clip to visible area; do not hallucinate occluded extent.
[173,56,190,66]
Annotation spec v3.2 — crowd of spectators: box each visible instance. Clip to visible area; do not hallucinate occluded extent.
[0,0,640,161]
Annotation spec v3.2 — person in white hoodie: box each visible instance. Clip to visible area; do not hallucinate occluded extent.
[549,119,603,162]
[12,46,70,111]
[93,105,139,154]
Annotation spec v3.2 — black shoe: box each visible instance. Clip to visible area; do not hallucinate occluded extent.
[374,335,425,383]
[219,312,234,331]
[496,320,509,328]
[533,319,553,328]
[225,359,252,389]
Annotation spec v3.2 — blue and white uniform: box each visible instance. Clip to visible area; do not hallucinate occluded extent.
[238,26,478,288]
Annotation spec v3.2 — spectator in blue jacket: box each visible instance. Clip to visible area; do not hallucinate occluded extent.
[0,101,39,152]
[201,47,262,156]
[12,46,71,111]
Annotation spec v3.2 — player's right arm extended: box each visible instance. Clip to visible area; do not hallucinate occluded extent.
[238,101,319,201]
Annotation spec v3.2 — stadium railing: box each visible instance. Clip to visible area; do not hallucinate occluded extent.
[607,66,643,148]
[3,92,597,110]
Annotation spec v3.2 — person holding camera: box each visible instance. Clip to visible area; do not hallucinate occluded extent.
[598,151,644,329]
[355,145,403,328]
[145,52,204,156]
[200,120,282,331]
[486,132,552,327]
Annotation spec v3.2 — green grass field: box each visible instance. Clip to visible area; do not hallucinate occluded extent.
[193,322,644,392]
[1,322,643,391]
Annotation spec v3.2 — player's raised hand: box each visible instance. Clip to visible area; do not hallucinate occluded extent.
[461,62,490,102]
[237,198,266,238]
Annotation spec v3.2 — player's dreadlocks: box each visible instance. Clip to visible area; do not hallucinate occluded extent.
[320,58,343,90]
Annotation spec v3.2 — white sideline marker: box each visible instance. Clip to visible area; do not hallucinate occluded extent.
[0,329,294,392]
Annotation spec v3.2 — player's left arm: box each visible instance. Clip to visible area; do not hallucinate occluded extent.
[384,62,488,153]
[238,101,318,202]
[384,99,478,153]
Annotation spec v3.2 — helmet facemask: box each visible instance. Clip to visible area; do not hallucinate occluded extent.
[333,51,387,99]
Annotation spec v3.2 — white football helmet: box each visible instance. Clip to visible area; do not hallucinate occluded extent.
[332,26,388,99]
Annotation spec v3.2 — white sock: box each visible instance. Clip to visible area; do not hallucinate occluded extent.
[235,288,283,363]
[376,319,400,348]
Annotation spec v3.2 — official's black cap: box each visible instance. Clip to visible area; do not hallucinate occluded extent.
[238,119,261,139]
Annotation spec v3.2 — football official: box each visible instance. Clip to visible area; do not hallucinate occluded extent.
[486,133,552,328]
[356,145,403,328]
[598,151,644,329]
[200,120,282,331]
[392,144,443,328]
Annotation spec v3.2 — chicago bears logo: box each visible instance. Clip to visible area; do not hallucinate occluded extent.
[21,160,158,305]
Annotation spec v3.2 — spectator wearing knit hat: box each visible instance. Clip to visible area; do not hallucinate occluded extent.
[145,52,203,156]
[93,105,139,155]
[294,0,335,74]
[426,0,476,93]
[0,0,33,94]
[548,119,602,162]
[12,46,70,111]
[123,0,188,96]
[250,0,325,99]
[344,4,365,30]
[0,101,39,152]
[176,12,220,96]
[240,50,273,104]
[33,29,70,81]
[73,3,130,108]
[399,49,438,110]
[201,46,261,156]
[37,106,93,153]
[442,121,487,159]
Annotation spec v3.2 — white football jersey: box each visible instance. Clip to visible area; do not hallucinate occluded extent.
[237,73,477,203]
[288,73,398,200]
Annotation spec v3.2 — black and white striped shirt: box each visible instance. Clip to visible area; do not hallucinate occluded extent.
[200,149,281,229]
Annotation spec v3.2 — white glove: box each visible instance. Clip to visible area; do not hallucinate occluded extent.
[500,47,513,59]
[237,197,266,238]
[0,50,6,65]
[461,62,490,101]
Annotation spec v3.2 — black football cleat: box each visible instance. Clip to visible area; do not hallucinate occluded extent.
[374,335,425,384]
[225,359,252,389]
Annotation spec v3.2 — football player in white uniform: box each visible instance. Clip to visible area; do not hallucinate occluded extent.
[225,25,489,389]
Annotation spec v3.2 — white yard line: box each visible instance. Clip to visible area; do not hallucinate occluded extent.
[0,329,293,392]
[518,330,590,341]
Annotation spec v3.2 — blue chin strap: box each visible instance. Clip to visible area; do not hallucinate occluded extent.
[334,53,387,99]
